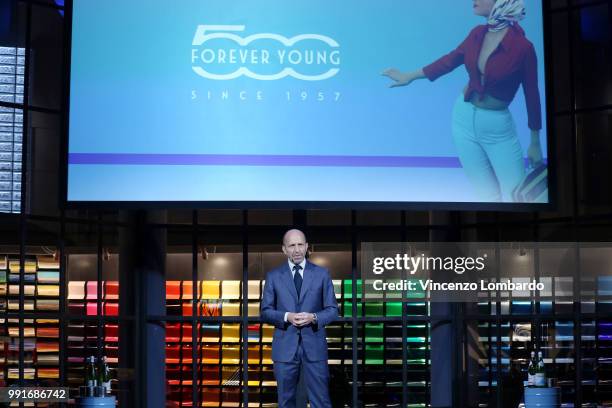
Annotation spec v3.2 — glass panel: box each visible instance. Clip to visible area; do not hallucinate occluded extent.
[576,110,612,215]
[550,11,571,112]
[2,250,62,387]
[29,5,64,111]
[197,210,242,225]
[541,321,576,405]
[358,321,429,407]
[597,319,612,405]
[550,0,568,9]
[356,211,402,226]
[67,318,128,402]
[573,4,612,109]
[539,117,575,219]
[192,242,243,408]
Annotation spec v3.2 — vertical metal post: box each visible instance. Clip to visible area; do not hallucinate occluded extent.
[351,210,359,407]
[241,210,249,408]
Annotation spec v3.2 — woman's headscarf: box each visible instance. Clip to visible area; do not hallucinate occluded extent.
[488,0,526,32]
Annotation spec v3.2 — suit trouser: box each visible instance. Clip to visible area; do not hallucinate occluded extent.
[451,93,526,202]
[273,337,332,408]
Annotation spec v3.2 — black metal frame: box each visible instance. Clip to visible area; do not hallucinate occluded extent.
[137,215,433,408]
[5,214,612,407]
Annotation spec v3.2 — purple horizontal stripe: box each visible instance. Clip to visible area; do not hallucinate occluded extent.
[68,153,463,168]
[599,335,612,340]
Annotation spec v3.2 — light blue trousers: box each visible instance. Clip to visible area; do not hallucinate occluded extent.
[452,94,526,202]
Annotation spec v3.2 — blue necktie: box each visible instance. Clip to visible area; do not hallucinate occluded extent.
[293,265,302,297]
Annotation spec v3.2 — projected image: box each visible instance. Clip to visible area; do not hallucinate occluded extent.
[66,0,548,205]
[383,0,544,203]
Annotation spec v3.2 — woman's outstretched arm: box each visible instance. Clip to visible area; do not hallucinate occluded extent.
[383,27,476,88]
[381,68,425,88]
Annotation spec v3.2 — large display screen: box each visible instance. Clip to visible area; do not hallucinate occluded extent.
[67,0,549,207]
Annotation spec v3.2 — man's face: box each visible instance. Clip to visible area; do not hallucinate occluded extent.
[282,231,308,264]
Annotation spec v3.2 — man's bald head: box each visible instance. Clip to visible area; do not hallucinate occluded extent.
[282,229,308,264]
[282,229,306,246]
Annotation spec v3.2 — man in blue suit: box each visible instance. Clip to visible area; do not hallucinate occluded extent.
[261,229,339,408]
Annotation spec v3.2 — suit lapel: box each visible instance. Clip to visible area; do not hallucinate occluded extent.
[299,261,314,300]
[280,263,299,302]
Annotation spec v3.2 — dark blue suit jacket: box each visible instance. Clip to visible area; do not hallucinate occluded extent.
[260,260,338,362]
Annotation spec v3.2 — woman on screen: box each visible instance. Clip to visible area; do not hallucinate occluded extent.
[383,0,542,202]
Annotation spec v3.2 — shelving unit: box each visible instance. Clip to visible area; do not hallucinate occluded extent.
[0,255,59,408]
[472,307,612,406]
[66,279,119,395]
[1,249,610,407]
[163,276,431,408]
[0,46,24,214]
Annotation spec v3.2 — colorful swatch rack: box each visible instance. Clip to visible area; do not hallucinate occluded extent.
[9,255,612,406]
[66,279,119,393]
[0,271,432,407]
[163,279,431,408]
[165,279,262,407]
[474,303,612,407]
[0,255,60,408]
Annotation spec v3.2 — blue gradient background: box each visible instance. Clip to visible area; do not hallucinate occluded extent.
[68,0,547,203]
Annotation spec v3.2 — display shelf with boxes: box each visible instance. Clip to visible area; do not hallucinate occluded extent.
[0,256,5,388]
[471,314,612,407]
[163,248,357,407]
[66,251,120,398]
[593,319,612,405]
[356,320,429,408]
[9,246,612,407]
[165,277,245,407]
[0,46,24,214]
[474,320,534,407]
[0,254,60,391]
[163,252,431,408]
